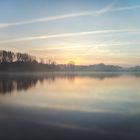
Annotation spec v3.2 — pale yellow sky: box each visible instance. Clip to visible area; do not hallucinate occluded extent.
[0,0,140,66]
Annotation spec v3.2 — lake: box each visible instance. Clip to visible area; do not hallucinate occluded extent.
[0,72,140,140]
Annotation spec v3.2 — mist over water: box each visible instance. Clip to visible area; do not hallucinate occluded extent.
[0,72,140,140]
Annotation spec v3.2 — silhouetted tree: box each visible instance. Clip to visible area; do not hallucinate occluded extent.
[16,52,35,62]
[7,51,15,62]
[0,50,15,62]
[40,58,45,64]
[67,61,75,71]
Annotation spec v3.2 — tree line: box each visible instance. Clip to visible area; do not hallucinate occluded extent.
[0,50,59,72]
[0,50,37,63]
[0,50,140,72]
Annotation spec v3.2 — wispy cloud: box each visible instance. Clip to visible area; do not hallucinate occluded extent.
[111,5,140,12]
[0,29,139,43]
[0,2,114,28]
[0,4,140,29]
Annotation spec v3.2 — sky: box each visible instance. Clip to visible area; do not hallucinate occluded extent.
[0,0,140,66]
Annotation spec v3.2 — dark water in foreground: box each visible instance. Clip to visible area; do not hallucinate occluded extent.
[0,72,140,140]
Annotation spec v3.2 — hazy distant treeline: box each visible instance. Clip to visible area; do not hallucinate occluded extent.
[0,50,140,72]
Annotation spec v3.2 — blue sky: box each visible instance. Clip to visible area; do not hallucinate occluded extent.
[0,0,140,66]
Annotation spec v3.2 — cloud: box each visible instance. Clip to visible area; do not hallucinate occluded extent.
[111,5,140,12]
[0,29,139,43]
[0,4,140,29]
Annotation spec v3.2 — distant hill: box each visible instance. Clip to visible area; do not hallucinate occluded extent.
[86,63,123,72]
[127,66,140,72]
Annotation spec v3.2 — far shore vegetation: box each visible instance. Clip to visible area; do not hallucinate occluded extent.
[0,50,140,72]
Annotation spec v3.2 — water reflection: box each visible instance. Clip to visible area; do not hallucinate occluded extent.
[0,72,128,94]
[0,72,140,140]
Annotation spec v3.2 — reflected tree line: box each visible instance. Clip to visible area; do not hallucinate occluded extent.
[1,72,140,94]
[0,76,38,94]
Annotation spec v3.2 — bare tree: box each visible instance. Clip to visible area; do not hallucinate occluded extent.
[67,61,75,71]
[0,50,37,63]
[16,52,36,62]
[0,51,15,62]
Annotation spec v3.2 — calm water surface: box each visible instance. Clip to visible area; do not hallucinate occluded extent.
[0,72,140,140]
